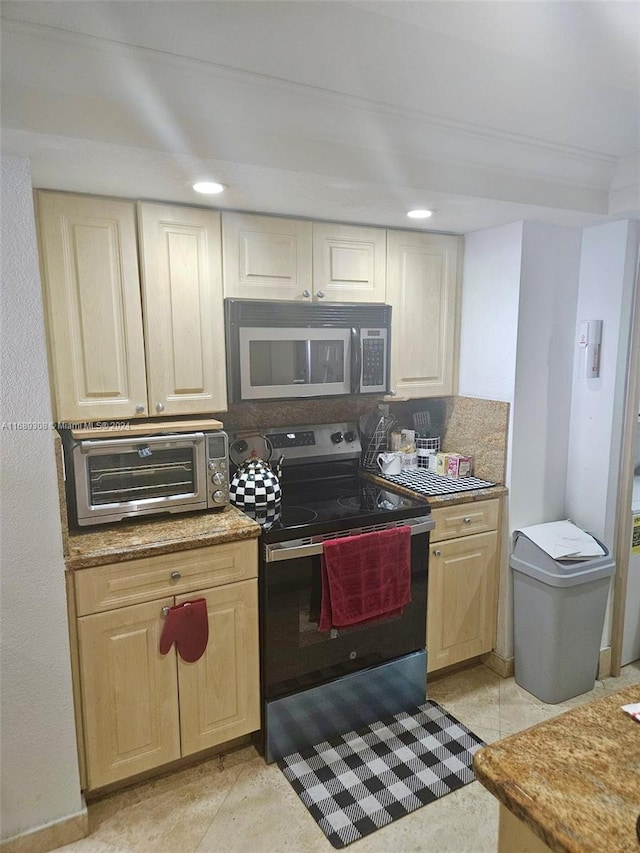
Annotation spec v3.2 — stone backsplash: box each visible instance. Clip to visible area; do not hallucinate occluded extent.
[442,396,509,484]
[216,394,509,485]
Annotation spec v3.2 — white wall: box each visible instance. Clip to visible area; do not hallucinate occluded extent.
[0,155,84,840]
[566,220,639,648]
[458,221,523,407]
[566,220,639,543]
[459,220,583,660]
[510,222,582,532]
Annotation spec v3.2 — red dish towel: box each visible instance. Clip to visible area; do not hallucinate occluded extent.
[159,598,209,662]
[319,526,412,631]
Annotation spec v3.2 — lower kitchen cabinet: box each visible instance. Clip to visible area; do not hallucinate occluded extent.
[78,597,181,788]
[427,499,500,673]
[176,581,260,757]
[73,539,260,790]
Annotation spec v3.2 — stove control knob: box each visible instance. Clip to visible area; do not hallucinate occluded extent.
[330,431,344,444]
[344,430,357,443]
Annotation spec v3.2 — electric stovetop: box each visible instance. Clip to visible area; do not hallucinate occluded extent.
[230,421,431,542]
[254,471,429,543]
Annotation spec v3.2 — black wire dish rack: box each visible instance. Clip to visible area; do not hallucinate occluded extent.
[359,411,397,470]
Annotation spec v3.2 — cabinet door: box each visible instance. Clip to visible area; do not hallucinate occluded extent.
[177,580,260,756]
[312,222,387,302]
[386,231,461,397]
[222,212,312,300]
[77,597,180,789]
[36,191,148,421]
[138,203,227,415]
[427,531,498,672]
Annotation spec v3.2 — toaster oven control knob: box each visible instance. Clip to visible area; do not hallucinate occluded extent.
[208,461,217,471]
[212,490,226,503]
[344,430,356,443]
[330,431,344,444]
[212,472,225,486]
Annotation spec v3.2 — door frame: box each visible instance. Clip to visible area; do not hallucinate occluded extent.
[611,255,640,675]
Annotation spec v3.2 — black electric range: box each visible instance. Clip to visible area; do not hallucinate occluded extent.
[233,422,435,762]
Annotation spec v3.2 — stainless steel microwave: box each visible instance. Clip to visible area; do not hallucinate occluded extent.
[225,299,391,402]
[65,430,229,526]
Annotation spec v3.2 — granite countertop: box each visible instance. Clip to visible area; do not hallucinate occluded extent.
[361,469,508,508]
[66,505,261,570]
[473,684,640,853]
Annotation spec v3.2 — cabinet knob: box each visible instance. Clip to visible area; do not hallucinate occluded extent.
[156,402,165,413]
[135,404,145,414]
[302,289,311,298]
[463,517,472,524]
[388,389,397,397]
[161,606,170,617]
[316,290,326,299]
[170,571,181,581]
[433,549,442,557]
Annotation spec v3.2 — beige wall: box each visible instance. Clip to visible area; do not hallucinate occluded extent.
[0,155,84,841]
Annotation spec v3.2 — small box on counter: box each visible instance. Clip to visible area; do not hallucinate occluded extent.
[435,452,473,478]
[447,453,473,478]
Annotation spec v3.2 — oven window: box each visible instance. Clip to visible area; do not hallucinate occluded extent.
[87,447,197,505]
[249,340,345,387]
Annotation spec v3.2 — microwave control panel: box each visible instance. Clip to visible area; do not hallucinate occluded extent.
[361,328,388,390]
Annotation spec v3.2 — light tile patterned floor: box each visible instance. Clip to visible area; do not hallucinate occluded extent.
[53,661,640,853]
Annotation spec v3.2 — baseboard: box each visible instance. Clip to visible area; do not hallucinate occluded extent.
[482,650,514,679]
[598,646,612,680]
[0,805,88,853]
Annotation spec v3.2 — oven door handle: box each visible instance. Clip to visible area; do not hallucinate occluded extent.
[264,516,435,563]
[76,433,205,451]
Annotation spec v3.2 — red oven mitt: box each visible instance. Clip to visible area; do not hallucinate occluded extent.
[159,599,209,663]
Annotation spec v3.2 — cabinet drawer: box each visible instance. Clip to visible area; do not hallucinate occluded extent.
[430,498,499,543]
[75,539,258,616]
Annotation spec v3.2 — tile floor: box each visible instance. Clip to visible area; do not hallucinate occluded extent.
[53,660,640,853]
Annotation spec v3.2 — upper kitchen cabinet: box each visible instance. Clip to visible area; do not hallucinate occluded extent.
[222,212,312,301]
[36,191,148,422]
[386,230,462,398]
[222,212,386,303]
[36,192,227,422]
[137,202,227,416]
[312,222,386,303]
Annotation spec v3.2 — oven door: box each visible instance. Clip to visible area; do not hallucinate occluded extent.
[73,433,207,525]
[261,525,430,702]
[238,326,352,400]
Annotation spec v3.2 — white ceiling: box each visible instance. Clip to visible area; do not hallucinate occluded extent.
[1,0,639,234]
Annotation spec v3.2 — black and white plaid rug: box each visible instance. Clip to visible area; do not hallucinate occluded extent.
[278,700,485,849]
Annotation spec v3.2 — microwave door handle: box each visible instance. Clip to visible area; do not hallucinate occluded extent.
[350,328,361,393]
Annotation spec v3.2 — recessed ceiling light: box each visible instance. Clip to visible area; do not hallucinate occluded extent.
[407,209,433,219]
[192,181,225,195]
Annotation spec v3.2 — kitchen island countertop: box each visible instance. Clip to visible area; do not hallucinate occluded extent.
[66,505,261,570]
[473,684,640,853]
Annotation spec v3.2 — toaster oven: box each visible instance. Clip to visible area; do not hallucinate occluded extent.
[65,429,229,526]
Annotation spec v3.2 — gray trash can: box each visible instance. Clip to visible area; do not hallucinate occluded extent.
[511,530,615,704]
